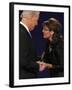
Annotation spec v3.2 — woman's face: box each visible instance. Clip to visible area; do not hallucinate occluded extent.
[42,25,54,39]
[42,26,51,39]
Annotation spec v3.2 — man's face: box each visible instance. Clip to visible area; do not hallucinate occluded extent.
[30,15,39,31]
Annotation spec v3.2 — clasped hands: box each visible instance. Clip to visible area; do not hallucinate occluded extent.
[36,61,53,71]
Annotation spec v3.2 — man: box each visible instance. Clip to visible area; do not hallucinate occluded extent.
[19,11,46,79]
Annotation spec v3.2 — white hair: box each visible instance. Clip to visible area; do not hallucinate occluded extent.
[20,10,40,18]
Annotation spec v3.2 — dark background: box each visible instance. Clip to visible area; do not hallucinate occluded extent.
[19,11,64,56]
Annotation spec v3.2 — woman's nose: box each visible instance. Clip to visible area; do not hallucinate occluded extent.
[42,29,44,32]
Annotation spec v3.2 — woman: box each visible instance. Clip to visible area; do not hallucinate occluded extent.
[42,18,64,77]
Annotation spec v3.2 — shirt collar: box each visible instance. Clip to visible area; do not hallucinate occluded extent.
[20,21,32,38]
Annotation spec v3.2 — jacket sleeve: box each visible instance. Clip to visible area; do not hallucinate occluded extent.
[53,41,64,72]
[19,30,39,73]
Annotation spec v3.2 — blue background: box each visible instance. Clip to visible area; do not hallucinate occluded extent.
[19,11,64,56]
[31,11,64,56]
[19,11,64,78]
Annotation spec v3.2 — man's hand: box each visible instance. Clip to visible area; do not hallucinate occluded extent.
[36,61,54,71]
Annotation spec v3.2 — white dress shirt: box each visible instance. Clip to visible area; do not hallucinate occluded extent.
[20,22,32,38]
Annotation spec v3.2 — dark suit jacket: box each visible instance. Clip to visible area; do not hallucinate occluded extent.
[19,24,39,79]
[43,38,64,77]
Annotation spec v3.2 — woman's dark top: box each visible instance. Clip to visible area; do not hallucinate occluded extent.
[43,36,64,77]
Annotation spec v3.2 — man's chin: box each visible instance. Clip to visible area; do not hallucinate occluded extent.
[31,27,35,31]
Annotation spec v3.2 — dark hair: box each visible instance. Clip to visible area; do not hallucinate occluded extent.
[43,18,62,44]
[43,18,62,34]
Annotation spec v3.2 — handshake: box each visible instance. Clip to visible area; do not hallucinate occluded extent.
[36,61,54,71]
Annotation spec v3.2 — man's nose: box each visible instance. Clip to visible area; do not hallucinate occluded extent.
[36,22,38,26]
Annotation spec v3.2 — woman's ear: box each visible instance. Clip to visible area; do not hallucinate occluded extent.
[50,31,54,36]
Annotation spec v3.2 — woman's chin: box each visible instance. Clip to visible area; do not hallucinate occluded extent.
[43,36,47,39]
